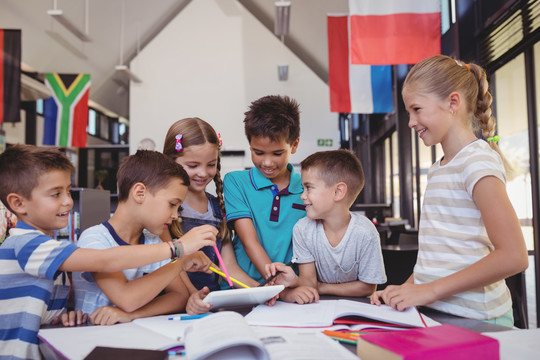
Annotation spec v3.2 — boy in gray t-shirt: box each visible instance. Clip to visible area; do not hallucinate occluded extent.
[266,150,386,304]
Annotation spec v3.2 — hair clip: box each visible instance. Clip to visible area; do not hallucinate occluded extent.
[487,135,500,143]
[218,133,223,150]
[455,59,471,72]
[175,134,183,152]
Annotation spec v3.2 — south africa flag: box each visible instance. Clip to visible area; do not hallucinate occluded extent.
[43,73,91,147]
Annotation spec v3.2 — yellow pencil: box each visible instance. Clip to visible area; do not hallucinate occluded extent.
[209,266,250,288]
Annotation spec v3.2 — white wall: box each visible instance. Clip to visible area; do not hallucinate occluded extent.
[129,0,338,174]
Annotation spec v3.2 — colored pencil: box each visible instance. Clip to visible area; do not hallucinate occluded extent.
[213,245,232,287]
[322,330,360,341]
[209,266,250,288]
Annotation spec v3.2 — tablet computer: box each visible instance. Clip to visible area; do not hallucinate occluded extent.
[203,285,284,308]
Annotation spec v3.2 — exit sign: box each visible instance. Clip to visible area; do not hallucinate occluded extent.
[317,139,333,147]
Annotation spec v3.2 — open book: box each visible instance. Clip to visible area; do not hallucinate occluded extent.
[244,299,440,328]
[38,311,358,360]
[38,319,184,359]
[184,311,358,360]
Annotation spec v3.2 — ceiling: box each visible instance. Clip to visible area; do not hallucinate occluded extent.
[0,0,348,119]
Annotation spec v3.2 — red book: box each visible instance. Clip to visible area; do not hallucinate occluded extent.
[356,324,499,360]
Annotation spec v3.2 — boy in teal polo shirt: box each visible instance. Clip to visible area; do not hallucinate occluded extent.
[224,95,306,283]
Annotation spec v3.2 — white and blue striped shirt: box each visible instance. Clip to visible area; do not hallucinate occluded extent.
[0,222,77,360]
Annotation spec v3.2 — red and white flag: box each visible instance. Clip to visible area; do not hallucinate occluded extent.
[349,0,441,65]
[328,15,393,114]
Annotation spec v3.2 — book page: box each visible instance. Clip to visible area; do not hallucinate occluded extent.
[184,312,269,360]
[253,327,358,360]
[38,322,182,359]
[336,299,440,327]
[133,313,191,343]
[245,300,439,328]
[245,301,336,327]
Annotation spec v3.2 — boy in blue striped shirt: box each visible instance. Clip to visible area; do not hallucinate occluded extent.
[0,145,215,359]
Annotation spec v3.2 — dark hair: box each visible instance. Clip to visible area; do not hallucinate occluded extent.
[163,117,230,243]
[300,149,365,205]
[0,144,75,212]
[244,95,300,145]
[403,54,511,173]
[116,150,190,202]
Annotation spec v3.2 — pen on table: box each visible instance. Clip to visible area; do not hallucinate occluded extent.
[213,245,233,287]
[258,257,297,287]
[209,266,250,288]
[168,314,211,321]
[168,350,185,356]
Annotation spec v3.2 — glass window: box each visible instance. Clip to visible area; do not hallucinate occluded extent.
[392,131,400,218]
[441,0,451,34]
[495,54,533,251]
[385,136,392,205]
[36,99,43,115]
[99,114,109,140]
[536,42,540,222]
[88,109,97,136]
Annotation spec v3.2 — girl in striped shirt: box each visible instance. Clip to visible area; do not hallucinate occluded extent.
[371,55,528,327]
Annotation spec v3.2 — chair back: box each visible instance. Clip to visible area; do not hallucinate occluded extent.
[505,272,528,329]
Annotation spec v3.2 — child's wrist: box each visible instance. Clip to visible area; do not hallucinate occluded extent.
[172,239,185,259]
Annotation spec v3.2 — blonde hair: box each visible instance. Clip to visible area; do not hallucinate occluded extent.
[403,55,512,174]
[163,117,231,243]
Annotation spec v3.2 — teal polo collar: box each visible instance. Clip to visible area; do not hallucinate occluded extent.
[249,163,303,194]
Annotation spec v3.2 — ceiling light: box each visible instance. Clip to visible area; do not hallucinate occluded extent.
[275,1,291,37]
[47,9,91,42]
[115,65,142,84]
[115,0,142,83]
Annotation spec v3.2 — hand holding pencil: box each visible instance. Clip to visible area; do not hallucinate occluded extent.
[262,258,298,287]
[177,225,218,255]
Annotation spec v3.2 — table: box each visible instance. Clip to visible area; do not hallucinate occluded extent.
[39,296,511,359]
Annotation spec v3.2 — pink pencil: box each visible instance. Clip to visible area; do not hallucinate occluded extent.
[213,246,233,287]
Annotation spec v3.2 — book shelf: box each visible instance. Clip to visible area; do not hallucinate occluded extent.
[54,188,110,242]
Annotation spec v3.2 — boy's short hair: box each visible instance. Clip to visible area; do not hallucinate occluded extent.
[116,150,190,202]
[300,149,365,204]
[244,95,300,145]
[0,144,75,213]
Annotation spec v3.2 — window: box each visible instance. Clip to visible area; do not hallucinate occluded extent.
[495,54,534,252]
[88,109,97,136]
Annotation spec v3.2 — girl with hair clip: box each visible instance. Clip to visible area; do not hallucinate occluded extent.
[371,55,528,327]
[163,117,259,314]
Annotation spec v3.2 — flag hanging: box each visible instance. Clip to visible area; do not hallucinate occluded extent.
[0,29,21,124]
[349,0,441,65]
[328,15,393,114]
[43,73,90,148]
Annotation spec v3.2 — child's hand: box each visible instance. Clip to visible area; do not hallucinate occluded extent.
[179,225,218,255]
[370,290,385,306]
[89,306,133,325]
[280,286,319,304]
[265,262,298,287]
[186,287,213,315]
[179,251,212,273]
[372,283,436,311]
[51,310,88,327]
